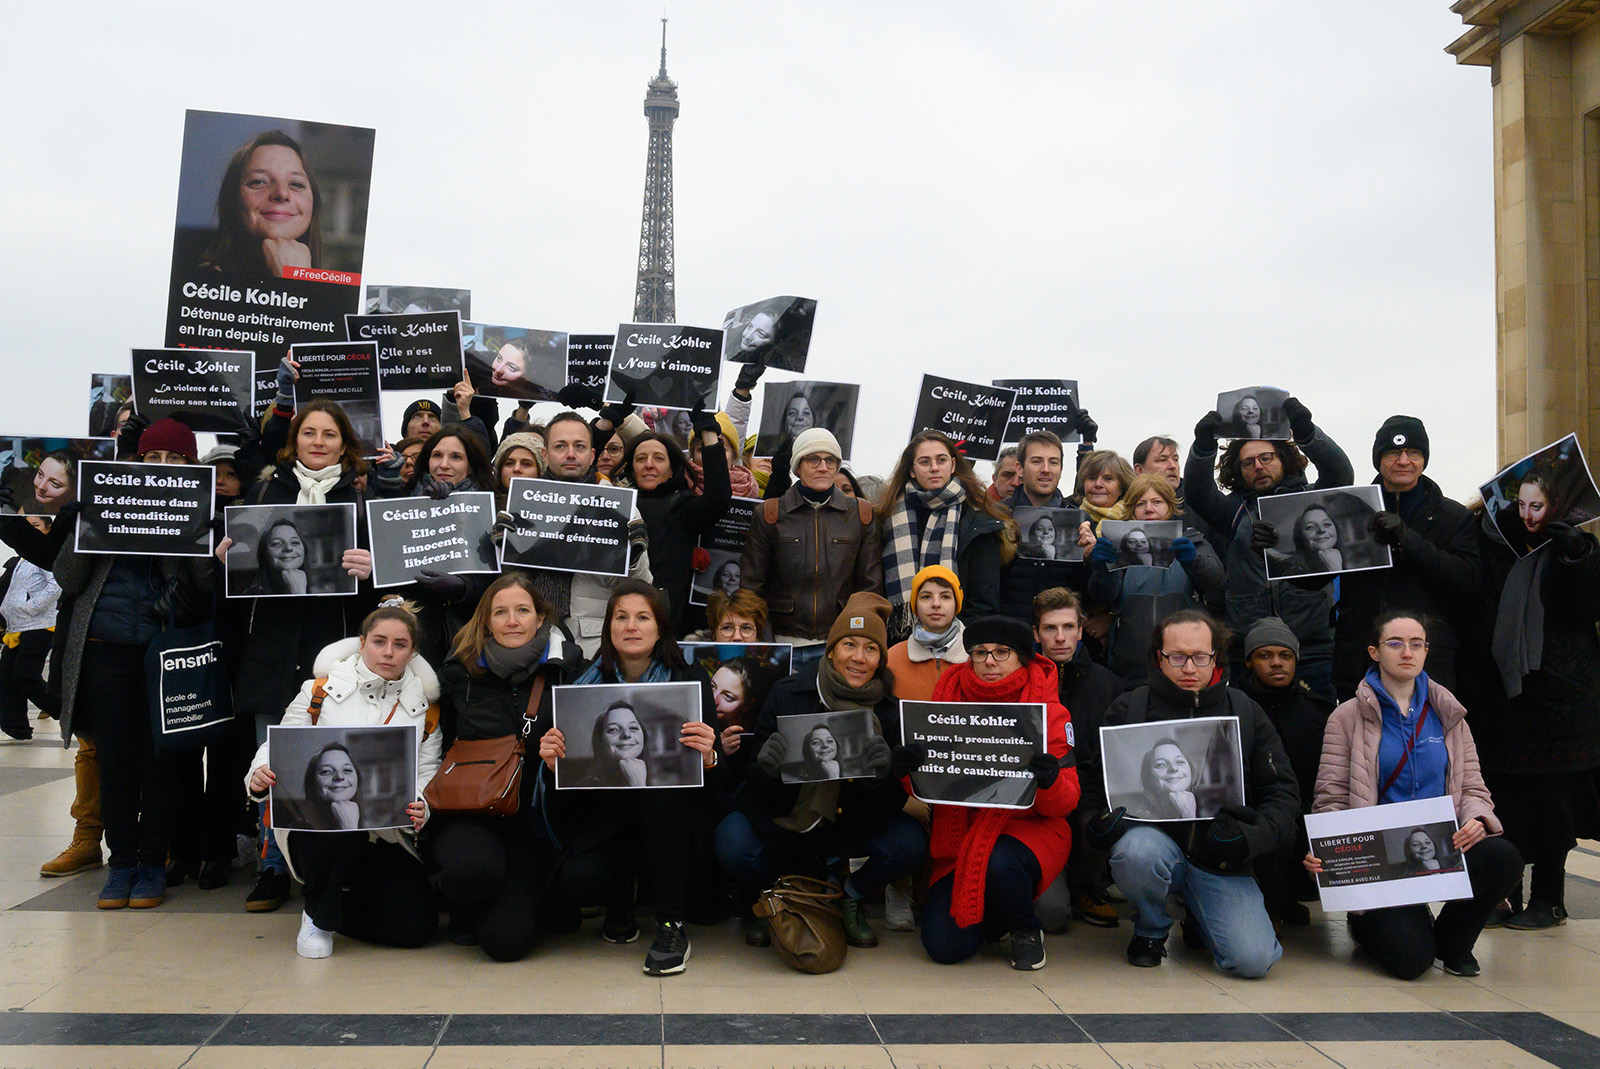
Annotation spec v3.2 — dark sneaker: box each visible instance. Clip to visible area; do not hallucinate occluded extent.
[245,867,291,913]
[128,864,166,908]
[1483,901,1513,929]
[841,894,879,948]
[1008,928,1046,971]
[602,894,639,944]
[1127,934,1168,968]
[643,920,691,975]
[1277,900,1312,927]
[197,861,230,890]
[743,913,772,948]
[1440,952,1481,977]
[97,866,135,910]
[1071,886,1120,928]
[1504,900,1567,930]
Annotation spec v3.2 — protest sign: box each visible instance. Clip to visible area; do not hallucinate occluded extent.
[252,355,279,419]
[462,322,567,401]
[755,382,859,459]
[1012,506,1085,563]
[1306,796,1473,912]
[552,682,705,790]
[146,626,233,755]
[722,296,818,372]
[366,493,499,589]
[1216,387,1292,441]
[1257,485,1392,581]
[993,379,1081,444]
[269,724,418,832]
[224,503,359,598]
[89,374,133,437]
[363,284,470,318]
[1479,432,1600,557]
[910,375,1016,462]
[164,110,375,369]
[566,334,614,391]
[1100,717,1244,821]
[75,460,213,557]
[605,324,723,411]
[776,709,874,784]
[345,311,465,392]
[899,700,1046,809]
[500,478,636,577]
[1099,519,1183,571]
[679,642,793,733]
[0,436,114,519]
[690,497,759,605]
[289,341,384,454]
[132,347,255,432]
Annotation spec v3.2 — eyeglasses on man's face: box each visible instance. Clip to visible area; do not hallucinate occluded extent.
[1158,651,1215,668]
[1240,452,1279,470]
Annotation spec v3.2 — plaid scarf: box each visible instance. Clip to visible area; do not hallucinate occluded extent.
[883,480,966,633]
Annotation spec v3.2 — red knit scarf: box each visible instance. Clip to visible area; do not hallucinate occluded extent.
[929,655,1060,927]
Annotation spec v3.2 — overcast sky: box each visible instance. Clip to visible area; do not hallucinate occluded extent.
[0,3,1501,498]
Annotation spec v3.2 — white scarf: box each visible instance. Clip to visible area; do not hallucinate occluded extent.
[292,461,345,504]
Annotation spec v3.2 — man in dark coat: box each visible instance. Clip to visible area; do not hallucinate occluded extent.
[1331,416,1480,698]
[1183,396,1353,703]
[998,431,1083,622]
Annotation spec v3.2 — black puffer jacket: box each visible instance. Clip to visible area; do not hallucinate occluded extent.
[1458,516,1600,777]
[997,487,1085,623]
[627,443,731,638]
[1331,475,1479,698]
[1236,672,1333,815]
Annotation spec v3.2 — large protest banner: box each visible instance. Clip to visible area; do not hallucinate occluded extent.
[366,493,499,589]
[164,110,375,370]
[899,700,1046,809]
[132,348,255,433]
[344,311,464,393]
[690,497,759,605]
[566,334,614,391]
[910,376,1017,462]
[1305,796,1473,912]
[76,461,213,557]
[289,341,384,453]
[993,379,1081,444]
[500,478,636,577]
[604,324,723,411]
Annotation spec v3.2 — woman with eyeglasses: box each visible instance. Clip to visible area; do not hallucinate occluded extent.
[1306,611,1521,980]
[685,588,771,643]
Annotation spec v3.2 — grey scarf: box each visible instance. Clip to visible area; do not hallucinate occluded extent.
[1487,511,1550,698]
[482,633,549,683]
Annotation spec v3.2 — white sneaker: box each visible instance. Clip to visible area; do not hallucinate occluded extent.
[884,879,916,931]
[296,911,333,959]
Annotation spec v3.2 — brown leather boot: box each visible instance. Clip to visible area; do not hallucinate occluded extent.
[41,736,104,878]
[41,836,102,877]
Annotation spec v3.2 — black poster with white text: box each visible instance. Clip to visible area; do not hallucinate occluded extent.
[500,479,635,578]
[604,324,723,411]
[366,493,499,589]
[899,700,1046,809]
[76,461,214,557]
[567,334,614,391]
[910,376,1017,462]
[289,341,383,454]
[132,348,256,433]
[344,311,465,392]
[993,379,1081,444]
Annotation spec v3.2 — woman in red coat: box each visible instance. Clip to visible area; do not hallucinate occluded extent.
[916,615,1080,970]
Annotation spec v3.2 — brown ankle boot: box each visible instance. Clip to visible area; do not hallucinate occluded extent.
[41,837,103,877]
[41,736,104,877]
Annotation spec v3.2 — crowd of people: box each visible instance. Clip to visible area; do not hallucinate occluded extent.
[0,356,1595,984]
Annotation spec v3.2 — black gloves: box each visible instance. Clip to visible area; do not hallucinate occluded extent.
[756,733,787,779]
[889,743,928,779]
[597,391,636,429]
[1198,804,1257,870]
[556,384,602,411]
[1192,411,1224,453]
[1084,806,1130,851]
[1072,405,1098,444]
[422,478,453,501]
[1028,752,1060,790]
[415,569,470,603]
[1249,521,1278,552]
[1283,396,1315,443]
[1546,520,1591,559]
[863,736,893,778]
[117,414,151,460]
[689,399,720,436]
[732,358,765,396]
[1371,512,1406,547]
[492,510,532,538]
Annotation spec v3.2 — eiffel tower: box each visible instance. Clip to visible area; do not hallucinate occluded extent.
[633,19,678,323]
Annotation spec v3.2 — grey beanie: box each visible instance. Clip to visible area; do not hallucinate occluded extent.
[1244,617,1299,658]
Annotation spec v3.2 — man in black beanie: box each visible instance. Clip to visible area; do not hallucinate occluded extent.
[1330,415,1481,698]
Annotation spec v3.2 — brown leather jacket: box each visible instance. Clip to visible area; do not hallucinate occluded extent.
[740,486,883,641]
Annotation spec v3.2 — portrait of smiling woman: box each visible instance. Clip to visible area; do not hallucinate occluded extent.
[198,130,324,281]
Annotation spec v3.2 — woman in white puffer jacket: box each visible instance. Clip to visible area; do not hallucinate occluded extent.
[246,599,443,958]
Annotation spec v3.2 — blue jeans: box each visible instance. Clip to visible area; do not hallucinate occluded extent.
[921,834,1043,964]
[714,810,926,899]
[1110,825,1281,978]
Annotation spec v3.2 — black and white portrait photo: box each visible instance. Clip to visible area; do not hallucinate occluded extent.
[552,682,705,790]
[461,322,567,402]
[1012,506,1085,563]
[721,295,819,373]
[364,284,471,318]
[1479,433,1600,557]
[1382,821,1465,880]
[775,710,873,784]
[755,381,859,459]
[691,550,744,606]
[268,724,417,832]
[1257,485,1393,581]
[1215,386,1291,440]
[1100,519,1182,571]
[1100,716,1243,822]
[88,374,132,438]
[224,503,358,598]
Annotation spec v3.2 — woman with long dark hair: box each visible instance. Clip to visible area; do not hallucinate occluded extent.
[198,130,324,281]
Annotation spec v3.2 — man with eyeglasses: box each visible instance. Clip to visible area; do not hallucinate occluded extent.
[741,427,882,668]
[1078,609,1299,977]
[1184,395,1353,703]
[1330,416,1480,699]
